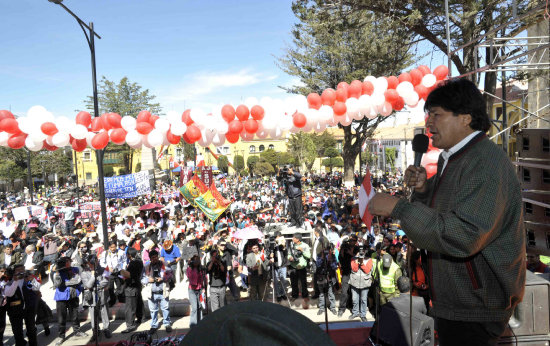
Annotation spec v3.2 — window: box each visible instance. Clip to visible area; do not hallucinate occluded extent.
[496,107,503,120]
[543,170,550,184]
[249,145,256,153]
[522,136,530,151]
[525,202,533,214]
[545,207,550,217]
[543,136,549,152]
[176,148,183,156]
[523,168,531,183]
[259,145,265,152]
[527,229,536,247]
[85,172,92,180]
[83,151,92,161]
[268,144,274,150]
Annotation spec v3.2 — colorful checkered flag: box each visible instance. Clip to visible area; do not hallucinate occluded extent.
[358,169,375,229]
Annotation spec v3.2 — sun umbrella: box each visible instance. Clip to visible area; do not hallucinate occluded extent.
[139,203,164,211]
[121,206,140,218]
[233,226,264,240]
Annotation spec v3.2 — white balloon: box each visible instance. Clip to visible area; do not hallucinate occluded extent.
[372,92,386,107]
[0,133,9,147]
[55,116,72,130]
[125,130,141,146]
[269,127,282,139]
[45,135,55,146]
[166,111,180,124]
[28,129,47,142]
[363,75,377,85]
[318,105,333,122]
[70,124,88,140]
[314,121,326,133]
[190,108,206,125]
[396,81,414,97]
[327,116,338,128]
[212,133,226,146]
[301,121,313,132]
[86,132,95,147]
[170,122,188,136]
[280,115,293,131]
[129,142,142,149]
[244,97,259,109]
[305,109,319,127]
[216,121,229,135]
[25,137,43,151]
[240,130,254,141]
[345,98,360,117]
[374,77,388,93]
[256,129,269,139]
[52,132,70,147]
[141,134,153,148]
[154,117,170,133]
[421,74,436,88]
[16,117,30,134]
[404,92,420,107]
[121,116,137,131]
[148,129,164,147]
[27,105,48,119]
[339,113,353,126]
[43,111,55,123]
[377,102,393,117]
[358,95,372,116]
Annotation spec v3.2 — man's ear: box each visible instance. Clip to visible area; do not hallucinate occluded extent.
[460,114,472,128]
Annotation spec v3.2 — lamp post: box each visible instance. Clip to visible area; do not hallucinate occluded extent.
[48,0,109,254]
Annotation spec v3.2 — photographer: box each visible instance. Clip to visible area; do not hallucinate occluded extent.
[288,233,311,300]
[142,249,172,333]
[53,257,87,345]
[245,243,268,301]
[120,248,144,334]
[207,248,227,311]
[349,249,373,322]
[337,234,359,317]
[4,264,40,346]
[80,254,111,341]
[160,239,181,289]
[99,241,126,307]
[268,231,288,302]
[279,166,303,227]
[217,239,240,302]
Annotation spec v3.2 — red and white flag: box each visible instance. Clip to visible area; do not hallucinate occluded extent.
[359,169,375,229]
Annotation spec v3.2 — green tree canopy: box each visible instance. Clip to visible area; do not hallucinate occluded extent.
[217,155,229,174]
[288,132,317,172]
[254,161,275,176]
[233,155,245,172]
[385,147,397,172]
[247,156,260,175]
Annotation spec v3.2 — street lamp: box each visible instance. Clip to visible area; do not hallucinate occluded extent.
[48,0,109,254]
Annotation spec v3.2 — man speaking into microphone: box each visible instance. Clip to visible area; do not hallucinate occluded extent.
[368,78,525,346]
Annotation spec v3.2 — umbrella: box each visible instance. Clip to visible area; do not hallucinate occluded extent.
[139,203,164,211]
[121,206,140,218]
[172,166,182,173]
[233,226,264,240]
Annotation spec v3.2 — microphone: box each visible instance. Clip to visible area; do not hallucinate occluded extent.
[412,134,429,167]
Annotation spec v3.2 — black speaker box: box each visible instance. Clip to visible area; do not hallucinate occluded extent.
[370,305,434,346]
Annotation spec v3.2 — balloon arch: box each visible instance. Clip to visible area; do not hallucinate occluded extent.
[0,64,448,177]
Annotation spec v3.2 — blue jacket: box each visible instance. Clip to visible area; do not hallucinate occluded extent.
[54,267,82,301]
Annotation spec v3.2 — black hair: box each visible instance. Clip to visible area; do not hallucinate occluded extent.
[293,233,302,241]
[109,241,117,247]
[424,78,490,132]
[149,249,159,258]
[127,247,138,259]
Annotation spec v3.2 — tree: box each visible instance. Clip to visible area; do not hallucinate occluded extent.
[182,143,195,163]
[82,76,163,173]
[288,132,317,172]
[322,157,344,170]
[323,147,341,173]
[336,0,534,118]
[259,149,295,171]
[384,147,396,172]
[247,156,260,175]
[30,150,72,186]
[217,155,229,174]
[0,160,26,189]
[312,131,337,158]
[254,162,275,176]
[278,0,415,183]
[233,155,245,172]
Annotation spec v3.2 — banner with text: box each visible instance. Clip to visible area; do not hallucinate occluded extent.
[105,171,151,199]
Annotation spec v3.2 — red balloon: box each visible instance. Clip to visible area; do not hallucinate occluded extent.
[409,69,423,86]
[225,132,239,144]
[228,120,244,134]
[414,84,429,100]
[75,111,92,127]
[386,76,399,90]
[182,132,192,144]
[235,105,250,121]
[348,80,362,99]
[166,130,181,145]
[250,105,265,121]
[42,141,58,151]
[1,118,21,134]
[137,110,152,123]
[71,138,87,152]
[307,93,322,110]
[136,122,153,135]
[384,89,399,104]
[293,112,306,128]
[107,113,122,128]
[41,122,58,136]
[90,117,104,132]
[182,109,193,126]
[185,125,201,143]
[391,97,405,111]
[110,128,127,144]
[91,132,109,150]
[361,81,374,95]
[321,88,336,106]
[398,73,412,83]
[337,82,349,92]
[221,105,236,123]
[333,102,347,116]
[425,163,437,179]
[433,65,449,80]
[244,119,259,134]
[148,115,159,127]
[418,65,431,76]
[335,88,348,102]
[100,113,112,130]
[0,110,15,122]
[7,134,26,149]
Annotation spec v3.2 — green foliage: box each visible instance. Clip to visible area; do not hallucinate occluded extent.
[103,165,115,177]
[278,1,414,181]
[324,147,340,159]
[312,131,337,158]
[259,149,278,166]
[217,155,229,174]
[322,157,344,169]
[182,143,195,162]
[287,132,317,171]
[259,149,295,169]
[30,150,72,186]
[0,160,26,187]
[233,155,245,171]
[385,147,397,171]
[254,161,275,176]
[240,168,249,176]
[247,156,260,172]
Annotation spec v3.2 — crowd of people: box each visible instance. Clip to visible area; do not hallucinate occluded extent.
[0,169,417,345]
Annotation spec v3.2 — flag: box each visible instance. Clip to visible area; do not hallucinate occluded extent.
[199,290,206,310]
[194,184,232,222]
[358,169,375,229]
[179,175,208,206]
[196,154,205,167]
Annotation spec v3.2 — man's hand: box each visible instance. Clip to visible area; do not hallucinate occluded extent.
[367,193,400,217]
[404,165,428,193]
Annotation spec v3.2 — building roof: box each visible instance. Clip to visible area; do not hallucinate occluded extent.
[372,121,425,140]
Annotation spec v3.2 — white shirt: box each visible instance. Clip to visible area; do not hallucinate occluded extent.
[440,131,481,174]
[4,254,11,266]
[24,253,34,270]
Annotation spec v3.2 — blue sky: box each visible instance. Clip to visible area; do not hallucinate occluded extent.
[1,0,447,123]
